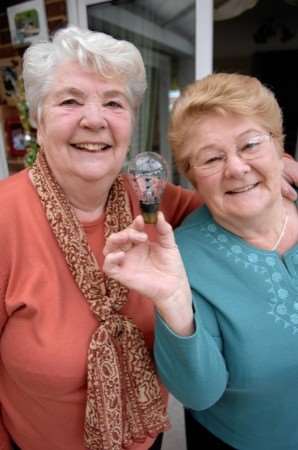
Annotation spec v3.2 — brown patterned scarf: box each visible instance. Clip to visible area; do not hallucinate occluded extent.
[31,151,169,450]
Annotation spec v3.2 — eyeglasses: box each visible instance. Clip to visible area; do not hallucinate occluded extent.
[190,132,272,176]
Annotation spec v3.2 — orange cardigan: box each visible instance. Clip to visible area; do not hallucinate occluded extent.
[0,170,202,450]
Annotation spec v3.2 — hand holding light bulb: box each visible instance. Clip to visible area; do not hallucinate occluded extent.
[127,152,168,224]
[103,151,194,335]
[102,212,194,336]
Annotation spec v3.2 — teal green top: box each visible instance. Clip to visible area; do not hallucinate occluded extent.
[155,206,298,450]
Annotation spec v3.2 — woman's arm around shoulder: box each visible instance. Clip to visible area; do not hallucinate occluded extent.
[160,182,203,228]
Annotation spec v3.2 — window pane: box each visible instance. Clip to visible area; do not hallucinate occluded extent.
[87,0,195,184]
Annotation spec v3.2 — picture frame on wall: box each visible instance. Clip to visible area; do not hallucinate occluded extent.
[5,117,26,158]
[7,0,49,46]
[0,57,22,106]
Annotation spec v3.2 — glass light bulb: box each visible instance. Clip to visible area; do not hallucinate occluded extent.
[127,151,168,224]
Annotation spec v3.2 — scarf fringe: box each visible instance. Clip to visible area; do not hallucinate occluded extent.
[84,318,170,450]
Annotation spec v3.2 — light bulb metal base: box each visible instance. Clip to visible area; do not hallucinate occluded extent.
[140,202,159,224]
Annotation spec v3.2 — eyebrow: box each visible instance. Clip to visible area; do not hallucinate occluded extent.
[53,87,127,99]
[196,144,223,154]
[237,128,264,138]
[102,89,127,99]
[53,87,86,99]
[197,128,264,153]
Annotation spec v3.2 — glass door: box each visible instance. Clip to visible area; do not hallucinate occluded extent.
[68,0,195,184]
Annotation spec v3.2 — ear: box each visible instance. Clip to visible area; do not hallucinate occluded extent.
[35,116,45,147]
[36,128,42,146]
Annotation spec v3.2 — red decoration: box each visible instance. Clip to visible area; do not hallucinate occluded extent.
[5,117,26,157]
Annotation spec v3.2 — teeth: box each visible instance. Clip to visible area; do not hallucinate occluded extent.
[230,184,256,193]
[73,143,109,151]
[232,184,255,192]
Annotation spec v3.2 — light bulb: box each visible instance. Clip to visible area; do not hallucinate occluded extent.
[127,151,168,224]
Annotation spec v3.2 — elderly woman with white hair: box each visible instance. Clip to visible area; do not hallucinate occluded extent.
[0,26,204,450]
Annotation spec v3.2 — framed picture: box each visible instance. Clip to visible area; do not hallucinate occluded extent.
[0,57,22,106]
[7,0,49,45]
[5,117,26,157]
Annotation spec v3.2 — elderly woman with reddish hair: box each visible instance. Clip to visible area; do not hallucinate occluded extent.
[103,73,298,450]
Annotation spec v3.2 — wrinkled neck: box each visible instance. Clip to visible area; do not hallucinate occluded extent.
[212,198,288,251]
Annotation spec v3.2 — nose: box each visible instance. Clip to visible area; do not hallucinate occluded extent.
[80,102,107,130]
[224,154,250,177]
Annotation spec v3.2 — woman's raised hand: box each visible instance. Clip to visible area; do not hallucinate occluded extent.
[103,212,184,302]
[103,212,194,336]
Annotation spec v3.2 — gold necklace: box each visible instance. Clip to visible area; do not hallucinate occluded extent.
[271,214,289,251]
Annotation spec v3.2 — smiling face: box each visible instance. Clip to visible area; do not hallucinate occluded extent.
[36,60,134,189]
[187,113,284,228]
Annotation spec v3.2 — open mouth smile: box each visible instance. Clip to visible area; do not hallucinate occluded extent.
[226,182,259,195]
[71,143,112,152]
